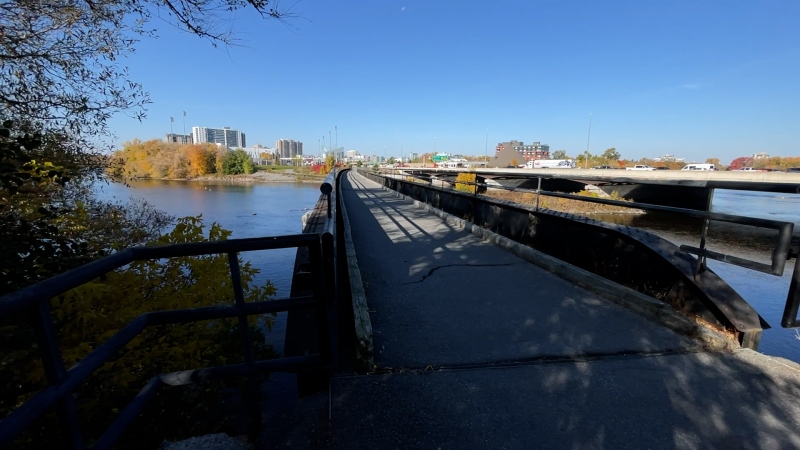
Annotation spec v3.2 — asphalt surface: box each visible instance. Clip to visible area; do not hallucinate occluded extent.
[258,171,800,449]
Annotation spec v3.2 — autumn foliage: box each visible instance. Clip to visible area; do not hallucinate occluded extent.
[110,139,254,178]
[729,156,800,171]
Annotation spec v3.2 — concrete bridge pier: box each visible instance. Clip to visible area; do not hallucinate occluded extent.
[598,183,714,211]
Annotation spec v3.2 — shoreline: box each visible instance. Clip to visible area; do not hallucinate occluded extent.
[125,170,326,184]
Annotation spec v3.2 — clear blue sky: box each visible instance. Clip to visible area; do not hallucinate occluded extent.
[108,0,800,163]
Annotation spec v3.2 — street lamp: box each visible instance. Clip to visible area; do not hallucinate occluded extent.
[485,128,488,163]
[585,113,592,169]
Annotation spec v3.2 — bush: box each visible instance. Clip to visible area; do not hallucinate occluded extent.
[2,216,277,448]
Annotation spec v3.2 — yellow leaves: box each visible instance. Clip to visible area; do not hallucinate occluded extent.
[37,216,279,408]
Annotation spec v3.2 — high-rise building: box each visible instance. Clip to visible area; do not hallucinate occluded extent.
[275,139,303,159]
[192,126,246,148]
[495,140,550,161]
[165,133,193,145]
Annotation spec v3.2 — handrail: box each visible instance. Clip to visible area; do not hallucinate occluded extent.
[373,169,800,328]
[0,171,344,449]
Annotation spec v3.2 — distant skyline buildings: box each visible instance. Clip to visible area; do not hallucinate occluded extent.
[275,139,303,158]
[496,141,550,161]
[165,133,192,145]
[192,126,246,148]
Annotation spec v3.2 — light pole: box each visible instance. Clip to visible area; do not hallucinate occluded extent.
[434,137,437,153]
[585,113,592,169]
[182,111,186,138]
[485,128,488,163]
[170,116,174,136]
[335,126,338,161]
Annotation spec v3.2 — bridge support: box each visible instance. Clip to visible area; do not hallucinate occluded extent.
[598,184,714,211]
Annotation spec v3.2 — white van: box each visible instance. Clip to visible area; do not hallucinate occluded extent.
[681,164,716,171]
[526,159,575,169]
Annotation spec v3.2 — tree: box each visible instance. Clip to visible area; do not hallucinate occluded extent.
[729,157,750,170]
[602,147,621,160]
[552,150,568,159]
[2,1,287,151]
[3,217,276,448]
[325,154,335,172]
[221,149,254,175]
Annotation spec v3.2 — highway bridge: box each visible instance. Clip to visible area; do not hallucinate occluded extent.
[399,167,800,210]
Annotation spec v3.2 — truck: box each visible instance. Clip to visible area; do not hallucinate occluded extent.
[626,165,656,171]
[682,163,716,171]
[526,159,576,169]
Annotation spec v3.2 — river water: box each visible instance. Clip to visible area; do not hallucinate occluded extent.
[97,179,323,356]
[101,180,800,363]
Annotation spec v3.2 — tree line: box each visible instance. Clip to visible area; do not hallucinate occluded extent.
[110,139,255,178]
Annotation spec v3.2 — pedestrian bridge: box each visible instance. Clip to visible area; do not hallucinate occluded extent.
[3,168,800,449]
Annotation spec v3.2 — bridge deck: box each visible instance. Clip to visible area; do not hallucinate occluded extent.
[262,171,800,449]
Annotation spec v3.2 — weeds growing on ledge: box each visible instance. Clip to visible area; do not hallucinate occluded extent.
[484,189,644,215]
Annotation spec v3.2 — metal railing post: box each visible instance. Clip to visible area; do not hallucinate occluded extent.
[782,256,800,328]
[694,188,715,277]
[227,252,261,441]
[307,238,333,365]
[535,177,542,211]
[28,302,85,450]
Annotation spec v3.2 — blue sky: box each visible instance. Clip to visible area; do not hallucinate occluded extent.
[108,0,800,163]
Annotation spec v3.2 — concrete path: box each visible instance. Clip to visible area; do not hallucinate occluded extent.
[261,171,800,449]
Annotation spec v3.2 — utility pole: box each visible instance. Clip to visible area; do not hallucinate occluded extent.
[585,113,593,169]
[485,128,488,162]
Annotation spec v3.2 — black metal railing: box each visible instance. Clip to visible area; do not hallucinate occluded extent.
[373,169,800,329]
[0,173,342,449]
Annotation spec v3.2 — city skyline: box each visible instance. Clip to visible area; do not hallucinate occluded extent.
[107,1,799,163]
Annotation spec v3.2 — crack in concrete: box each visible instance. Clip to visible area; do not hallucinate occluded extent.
[402,263,517,285]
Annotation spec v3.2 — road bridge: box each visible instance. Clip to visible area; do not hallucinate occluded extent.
[402,167,800,210]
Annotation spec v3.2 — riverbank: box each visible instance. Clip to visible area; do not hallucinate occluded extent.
[126,169,327,184]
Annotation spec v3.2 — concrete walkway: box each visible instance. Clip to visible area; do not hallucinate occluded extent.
[262,171,800,449]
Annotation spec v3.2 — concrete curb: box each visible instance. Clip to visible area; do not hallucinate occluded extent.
[339,176,375,372]
[354,171,736,352]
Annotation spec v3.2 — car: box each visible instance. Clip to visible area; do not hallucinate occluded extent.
[655,166,670,170]
[626,165,656,171]
[592,165,614,169]
[787,168,800,173]
[736,167,763,172]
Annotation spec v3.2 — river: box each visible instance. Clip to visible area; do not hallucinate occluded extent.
[97,179,323,357]
[101,180,800,363]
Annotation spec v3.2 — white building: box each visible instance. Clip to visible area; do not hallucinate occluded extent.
[192,126,246,148]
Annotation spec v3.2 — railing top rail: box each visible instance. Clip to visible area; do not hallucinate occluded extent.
[0,233,318,316]
[321,170,335,195]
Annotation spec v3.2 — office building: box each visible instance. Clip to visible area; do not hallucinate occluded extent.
[495,140,550,161]
[165,133,192,145]
[275,139,304,158]
[192,126,246,149]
